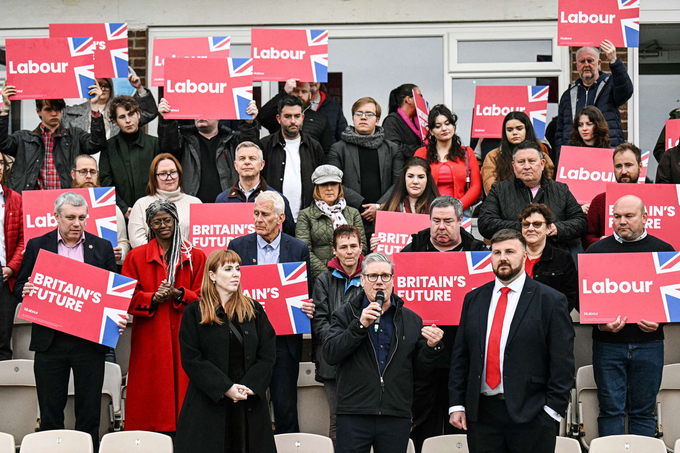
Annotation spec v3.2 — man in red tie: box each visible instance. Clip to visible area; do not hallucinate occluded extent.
[448,228,574,452]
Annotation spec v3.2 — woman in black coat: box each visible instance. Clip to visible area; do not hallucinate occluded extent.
[176,249,276,453]
[520,203,579,313]
[382,83,424,160]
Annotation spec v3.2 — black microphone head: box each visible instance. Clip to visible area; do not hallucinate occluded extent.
[375,290,385,303]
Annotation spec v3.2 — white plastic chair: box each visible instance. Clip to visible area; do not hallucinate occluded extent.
[0,432,16,453]
[657,363,680,450]
[274,432,333,453]
[555,436,581,453]
[19,429,93,453]
[296,362,330,436]
[589,434,666,453]
[11,304,34,360]
[370,438,416,453]
[0,359,38,445]
[421,434,469,452]
[99,430,172,453]
[575,365,599,448]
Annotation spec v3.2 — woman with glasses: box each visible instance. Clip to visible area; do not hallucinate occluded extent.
[122,200,207,435]
[519,203,578,312]
[414,105,481,213]
[128,154,201,248]
[382,83,424,160]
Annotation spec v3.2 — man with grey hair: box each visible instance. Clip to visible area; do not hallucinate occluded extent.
[324,251,444,453]
[555,40,634,155]
[228,190,315,435]
[14,192,127,452]
[215,141,295,236]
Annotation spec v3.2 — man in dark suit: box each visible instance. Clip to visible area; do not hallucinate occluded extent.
[448,228,574,453]
[14,192,127,452]
[228,191,315,434]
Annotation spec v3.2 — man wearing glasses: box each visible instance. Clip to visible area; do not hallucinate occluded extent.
[324,251,444,453]
[327,97,404,239]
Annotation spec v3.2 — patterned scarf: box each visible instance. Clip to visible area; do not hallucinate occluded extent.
[315,197,348,230]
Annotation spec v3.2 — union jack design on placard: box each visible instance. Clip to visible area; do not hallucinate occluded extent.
[51,24,128,78]
[461,217,472,233]
[95,216,118,248]
[209,37,231,53]
[106,23,128,40]
[528,85,549,139]
[73,64,95,99]
[279,262,308,286]
[68,37,95,57]
[307,30,329,83]
[654,252,680,275]
[106,272,137,299]
[99,307,128,348]
[229,58,253,78]
[466,251,493,275]
[653,251,680,322]
[618,0,639,10]
[638,150,649,184]
[105,23,129,77]
[88,187,116,208]
[229,58,254,120]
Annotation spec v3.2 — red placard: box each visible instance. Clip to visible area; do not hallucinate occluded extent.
[189,203,256,257]
[23,187,118,247]
[6,37,95,100]
[240,262,311,335]
[579,252,680,324]
[413,90,429,140]
[18,250,136,347]
[151,37,231,87]
[50,23,128,78]
[604,183,680,250]
[251,28,328,82]
[374,211,431,256]
[558,0,639,47]
[163,57,252,120]
[666,119,680,151]
[393,251,494,325]
[471,86,548,139]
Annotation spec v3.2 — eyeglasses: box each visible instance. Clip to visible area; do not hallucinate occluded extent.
[150,218,174,228]
[353,111,377,118]
[365,273,393,283]
[156,170,179,180]
[520,221,546,229]
[74,169,98,176]
[99,84,111,90]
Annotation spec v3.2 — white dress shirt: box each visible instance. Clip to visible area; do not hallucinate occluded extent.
[449,272,561,422]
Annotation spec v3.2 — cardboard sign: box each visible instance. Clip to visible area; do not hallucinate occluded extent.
[18,250,135,347]
[23,187,118,247]
[558,0,639,47]
[666,119,680,151]
[251,28,328,82]
[413,90,429,140]
[392,251,494,325]
[556,146,646,204]
[151,37,231,87]
[604,183,680,250]
[240,262,311,335]
[163,57,252,120]
[471,86,548,139]
[6,37,95,100]
[190,203,256,257]
[50,23,128,78]
[579,252,680,324]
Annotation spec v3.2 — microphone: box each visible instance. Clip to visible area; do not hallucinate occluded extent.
[374,290,385,333]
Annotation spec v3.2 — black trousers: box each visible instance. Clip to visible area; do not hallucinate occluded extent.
[270,335,302,434]
[336,414,411,453]
[0,282,18,360]
[467,396,557,453]
[34,332,105,452]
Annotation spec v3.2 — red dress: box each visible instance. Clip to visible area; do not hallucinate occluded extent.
[122,239,206,432]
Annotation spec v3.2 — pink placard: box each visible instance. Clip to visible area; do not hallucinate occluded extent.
[251,28,328,82]
[151,37,231,87]
[558,0,639,47]
[471,86,548,139]
[189,203,256,257]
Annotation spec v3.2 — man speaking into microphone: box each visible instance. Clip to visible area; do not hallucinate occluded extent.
[324,252,444,453]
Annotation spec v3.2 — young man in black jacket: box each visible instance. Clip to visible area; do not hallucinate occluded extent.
[323,251,444,453]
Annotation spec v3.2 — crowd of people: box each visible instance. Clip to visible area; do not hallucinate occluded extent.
[0,38,677,453]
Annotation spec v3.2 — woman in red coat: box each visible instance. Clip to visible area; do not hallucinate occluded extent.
[122,199,206,433]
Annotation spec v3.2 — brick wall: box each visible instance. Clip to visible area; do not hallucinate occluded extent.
[128,30,148,87]
[570,46,629,140]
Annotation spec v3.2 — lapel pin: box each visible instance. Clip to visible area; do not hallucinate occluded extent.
[89,245,93,249]
[252,258,256,263]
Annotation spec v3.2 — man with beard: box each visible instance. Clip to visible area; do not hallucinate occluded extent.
[583,142,644,250]
[260,95,325,221]
[448,228,574,453]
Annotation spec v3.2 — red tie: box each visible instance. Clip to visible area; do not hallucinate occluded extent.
[486,287,511,390]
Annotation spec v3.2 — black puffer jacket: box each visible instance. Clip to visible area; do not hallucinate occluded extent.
[531,242,579,312]
[555,59,633,154]
[478,176,587,246]
[323,291,442,417]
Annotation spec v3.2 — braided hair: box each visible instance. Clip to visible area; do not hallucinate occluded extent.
[145,200,193,286]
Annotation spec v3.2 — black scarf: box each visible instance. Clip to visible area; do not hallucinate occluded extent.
[341,126,385,150]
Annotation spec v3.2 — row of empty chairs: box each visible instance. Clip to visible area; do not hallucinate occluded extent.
[0,430,172,452]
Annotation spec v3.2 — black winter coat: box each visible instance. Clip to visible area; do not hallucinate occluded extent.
[260,130,326,214]
[401,227,487,253]
[653,108,680,163]
[656,145,680,184]
[157,119,259,199]
[175,300,277,453]
[478,176,587,247]
[323,291,442,417]
[555,59,633,154]
[317,93,348,142]
[0,114,106,193]
[531,242,579,312]
[382,112,422,160]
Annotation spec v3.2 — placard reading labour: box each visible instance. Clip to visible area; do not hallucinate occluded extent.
[6,37,95,100]
[251,28,328,82]
[151,37,231,87]
[471,86,548,139]
[189,203,255,257]
[19,250,136,348]
[666,119,680,151]
[558,0,639,47]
